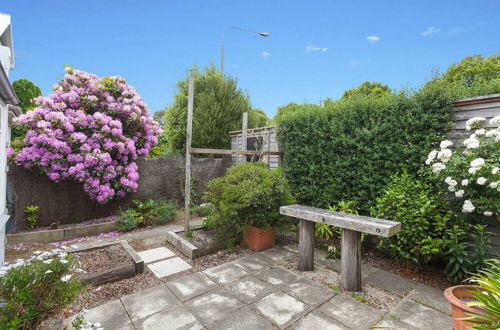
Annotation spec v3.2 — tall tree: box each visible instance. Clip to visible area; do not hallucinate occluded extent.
[341,81,391,100]
[12,79,42,111]
[248,108,269,128]
[163,64,254,154]
[273,102,320,122]
[441,53,500,87]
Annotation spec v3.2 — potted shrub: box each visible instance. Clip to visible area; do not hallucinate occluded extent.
[204,162,295,250]
[444,259,499,330]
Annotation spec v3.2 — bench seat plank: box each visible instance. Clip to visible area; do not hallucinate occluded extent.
[280,204,400,237]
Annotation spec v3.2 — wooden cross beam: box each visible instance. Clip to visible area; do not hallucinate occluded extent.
[280,204,401,291]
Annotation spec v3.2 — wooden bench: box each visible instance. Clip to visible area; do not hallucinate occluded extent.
[280,204,401,291]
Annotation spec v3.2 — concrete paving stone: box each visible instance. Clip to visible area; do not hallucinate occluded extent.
[134,304,203,330]
[167,272,219,302]
[121,284,179,321]
[255,266,300,289]
[65,299,130,329]
[362,268,416,296]
[318,258,373,274]
[203,263,249,285]
[318,294,383,329]
[137,247,175,264]
[251,291,312,329]
[281,277,335,307]
[373,316,417,330]
[232,254,275,273]
[313,248,326,260]
[407,283,451,315]
[390,298,453,330]
[288,310,349,330]
[283,244,299,254]
[116,323,137,330]
[258,246,296,262]
[184,288,245,325]
[209,306,277,330]
[223,275,277,304]
[147,257,192,278]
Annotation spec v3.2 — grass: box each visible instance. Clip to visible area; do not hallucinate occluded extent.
[350,292,369,304]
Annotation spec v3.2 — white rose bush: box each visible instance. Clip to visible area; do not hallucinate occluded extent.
[426,116,500,218]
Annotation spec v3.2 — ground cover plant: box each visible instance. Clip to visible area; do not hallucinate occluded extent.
[9,67,162,203]
[204,162,294,247]
[0,249,82,329]
[116,199,177,231]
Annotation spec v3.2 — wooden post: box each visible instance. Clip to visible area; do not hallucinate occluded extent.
[184,76,194,233]
[240,112,248,163]
[341,228,362,291]
[298,219,315,271]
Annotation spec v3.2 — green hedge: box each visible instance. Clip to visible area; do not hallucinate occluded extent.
[277,84,455,212]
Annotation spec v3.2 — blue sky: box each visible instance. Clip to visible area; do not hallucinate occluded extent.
[3,0,499,117]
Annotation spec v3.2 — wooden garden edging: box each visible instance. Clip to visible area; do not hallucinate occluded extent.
[280,204,401,291]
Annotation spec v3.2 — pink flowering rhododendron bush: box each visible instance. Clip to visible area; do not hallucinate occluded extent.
[9,67,162,203]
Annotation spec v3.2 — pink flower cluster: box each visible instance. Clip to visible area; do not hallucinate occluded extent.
[9,67,162,203]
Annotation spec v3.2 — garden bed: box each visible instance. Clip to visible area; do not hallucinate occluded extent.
[166,226,225,259]
[71,241,144,286]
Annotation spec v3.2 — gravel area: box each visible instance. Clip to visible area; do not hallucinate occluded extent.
[74,245,132,278]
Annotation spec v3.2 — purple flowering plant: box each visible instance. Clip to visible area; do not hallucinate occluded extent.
[9,67,162,203]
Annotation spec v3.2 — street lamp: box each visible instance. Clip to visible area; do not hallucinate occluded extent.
[221,26,269,74]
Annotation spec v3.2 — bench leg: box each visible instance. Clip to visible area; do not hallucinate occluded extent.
[341,228,361,291]
[298,219,315,271]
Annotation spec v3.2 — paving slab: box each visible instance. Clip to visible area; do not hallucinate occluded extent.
[255,266,300,289]
[318,294,383,329]
[134,304,203,330]
[121,284,179,321]
[223,275,277,304]
[363,268,416,296]
[116,323,137,330]
[288,310,349,330]
[373,316,417,329]
[147,257,192,278]
[232,254,275,273]
[167,272,218,302]
[65,299,130,329]
[203,263,249,285]
[390,298,453,330]
[251,291,312,329]
[281,277,335,307]
[209,306,277,330]
[319,258,373,274]
[407,283,451,315]
[137,247,175,264]
[184,288,244,325]
[258,246,296,262]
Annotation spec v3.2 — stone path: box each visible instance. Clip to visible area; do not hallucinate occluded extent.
[138,246,192,278]
[64,246,453,329]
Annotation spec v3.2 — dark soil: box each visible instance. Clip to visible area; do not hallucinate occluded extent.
[74,244,133,277]
[458,297,477,302]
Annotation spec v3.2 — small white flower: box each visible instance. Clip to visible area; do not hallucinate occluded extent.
[462,199,475,213]
[61,274,72,282]
[490,115,500,125]
[60,259,68,264]
[437,149,453,162]
[448,185,457,192]
[475,128,486,136]
[445,176,453,185]
[455,190,464,198]
[489,181,498,189]
[465,117,486,131]
[483,211,493,216]
[45,270,53,274]
[425,150,438,165]
[461,179,469,186]
[485,129,500,138]
[468,167,477,174]
[432,162,446,173]
[470,158,485,168]
[477,177,487,185]
[493,167,499,175]
[440,140,453,149]
[43,259,52,264]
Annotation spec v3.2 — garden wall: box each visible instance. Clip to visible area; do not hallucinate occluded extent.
[8,155,231,230]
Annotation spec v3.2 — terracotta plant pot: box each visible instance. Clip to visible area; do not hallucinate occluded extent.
[444,285,489,330]
[243,226,275,251]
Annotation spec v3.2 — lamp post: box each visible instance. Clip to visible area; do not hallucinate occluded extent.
[221,26,269,74]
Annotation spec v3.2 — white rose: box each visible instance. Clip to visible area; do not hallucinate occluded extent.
[455,190,464,198]
[477,177,487,185]
[432,163,446,174]
[489,181,498,189]
[465,117,486,131]
[490,115,500,125]
[475,129,486,136]
[461,179,469,186]
[493,167,499,175]
[440,140,453,149]
[437,149,453,162]
[468,167,477,174]
[462,199,475,213]
[448,185,457,192]
[470,158,485,168]
[445,176,453,185]
[485,129,500,138]
[425,150,438,165]
[483,211,493,217]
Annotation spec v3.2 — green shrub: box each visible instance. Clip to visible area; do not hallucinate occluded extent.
[116,208,142,232]
[204,162,295,247]
[277,85,454,212]
[116,199,177,231]
[151,201,177,225]
[24,205,39,229]
[192,203,214,217]
[0,251,82,329]
[371,171,454,266]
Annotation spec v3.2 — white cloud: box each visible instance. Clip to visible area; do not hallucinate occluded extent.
[261,51,270,60]
[422,26,440,36]
[365,36,380,43]
[305,45,328,52]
